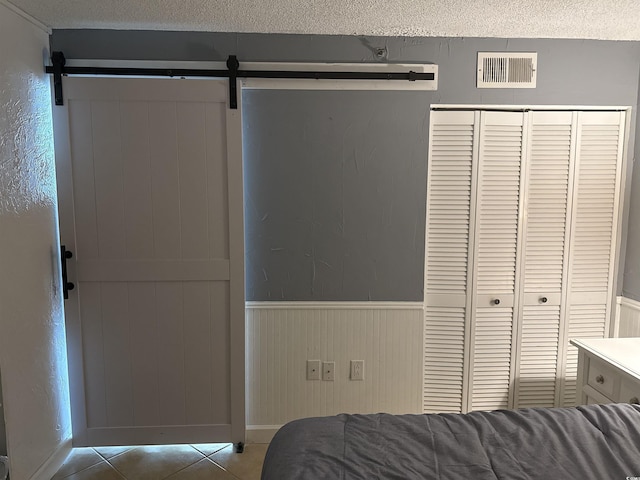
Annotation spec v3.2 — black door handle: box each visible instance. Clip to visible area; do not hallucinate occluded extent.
[61,245,75,300]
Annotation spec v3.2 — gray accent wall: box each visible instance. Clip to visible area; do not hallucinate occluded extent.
[51,31,640,301]
[243,90,428,300]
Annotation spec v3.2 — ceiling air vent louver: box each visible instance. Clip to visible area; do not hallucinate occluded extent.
[477,52,537,88]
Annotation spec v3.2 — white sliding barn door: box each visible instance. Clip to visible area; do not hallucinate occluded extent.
[469,112,526,411]
[423,110,478,413]
[53,77,245,446]
[514,111,575,408]
[561,111,626,406]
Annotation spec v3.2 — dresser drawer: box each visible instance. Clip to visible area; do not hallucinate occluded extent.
[587,358,617,399]
[619,378,640,405]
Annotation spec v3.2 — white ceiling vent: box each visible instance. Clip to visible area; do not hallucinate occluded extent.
[477,52,537,88]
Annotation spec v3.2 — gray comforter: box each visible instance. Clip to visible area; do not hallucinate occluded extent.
[262,404,640,479]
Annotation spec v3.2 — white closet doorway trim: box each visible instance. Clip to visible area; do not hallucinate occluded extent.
[423,106,630,414]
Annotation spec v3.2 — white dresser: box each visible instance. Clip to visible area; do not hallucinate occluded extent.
[570,338,640,405]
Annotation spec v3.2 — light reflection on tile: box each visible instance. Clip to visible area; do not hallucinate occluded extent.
[107,445,204,480]
[94,446,134,459]
[164,458,239,479]
[63,461,125,480]
[191,443,230,457]
[210,444,268,480]
[52,443,267,480]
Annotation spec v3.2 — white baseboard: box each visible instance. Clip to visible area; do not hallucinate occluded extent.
[246,425,281,444]
[29,437,72,480]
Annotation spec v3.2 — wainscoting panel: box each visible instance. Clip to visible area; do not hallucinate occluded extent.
[616,296,640,337]
[245,302,424,433]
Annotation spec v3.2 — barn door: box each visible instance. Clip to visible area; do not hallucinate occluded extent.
[53,77,245,446]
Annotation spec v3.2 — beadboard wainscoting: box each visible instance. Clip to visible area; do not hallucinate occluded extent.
[616,296,640,337]
[245,302,424,441]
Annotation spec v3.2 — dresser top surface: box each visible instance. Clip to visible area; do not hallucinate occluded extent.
[570,338,640,380]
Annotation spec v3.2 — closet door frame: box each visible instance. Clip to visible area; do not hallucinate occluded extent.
[425,105,632,413]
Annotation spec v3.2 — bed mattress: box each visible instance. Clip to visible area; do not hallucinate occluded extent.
[262,403,640,479]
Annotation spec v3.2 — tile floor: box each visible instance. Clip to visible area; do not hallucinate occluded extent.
[52,443,268,480]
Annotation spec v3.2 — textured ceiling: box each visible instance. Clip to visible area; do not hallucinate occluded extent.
[7,0,640,40]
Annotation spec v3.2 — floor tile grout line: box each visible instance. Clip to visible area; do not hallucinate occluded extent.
[155,450,207,480]
[103,456,129,480]
[96,446,141,479]
[190,443,233,457]
[189,443,233,457]
[92,447,110,463]
[203,457,243,479]
[93,446,137,463]
[55,444,264,480]
[53,449,107,480]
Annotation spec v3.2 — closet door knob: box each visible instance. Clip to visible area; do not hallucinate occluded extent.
[595,375,605,384]
[540,297,548,303]
[493,299,501,305]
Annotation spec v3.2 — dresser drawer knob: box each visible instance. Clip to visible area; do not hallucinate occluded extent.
[595,375,605,384]
[493,299,501,305]
[630,397,639,405]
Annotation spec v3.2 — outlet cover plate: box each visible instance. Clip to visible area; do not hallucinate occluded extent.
[350,360,364,380]
[307,360,321,380]
[322,361,335,381]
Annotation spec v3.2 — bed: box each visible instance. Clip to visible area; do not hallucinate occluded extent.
[261,403,640,479]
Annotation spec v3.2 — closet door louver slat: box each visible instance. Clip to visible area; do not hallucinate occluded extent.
[424,111,476,413]
[517,305,562,407]
[564,305,608,405]
[562,111,625,407]
[515,112,573,408]
[470,112,524,411]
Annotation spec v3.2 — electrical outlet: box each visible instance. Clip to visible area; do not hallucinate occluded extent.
[307,360,321,380]
[350,360,364,380]
[322,361,335,381]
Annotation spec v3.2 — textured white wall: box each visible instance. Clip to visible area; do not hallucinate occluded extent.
[0,3,72,479]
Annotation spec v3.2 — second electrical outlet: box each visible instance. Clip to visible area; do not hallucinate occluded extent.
[322,361,335,381]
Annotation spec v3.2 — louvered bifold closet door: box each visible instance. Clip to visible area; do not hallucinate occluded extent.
[469,112,525,411]
[424,111,477,413]
[562,111,626,406]
[514,112,575,408]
